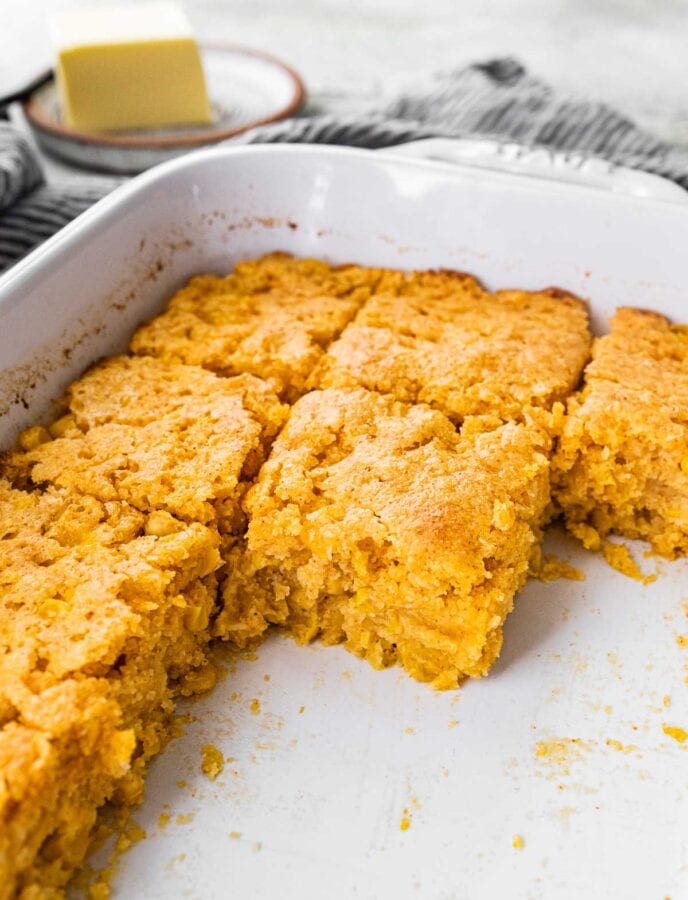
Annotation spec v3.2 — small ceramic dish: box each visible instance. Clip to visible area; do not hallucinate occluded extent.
[21,43,304,174]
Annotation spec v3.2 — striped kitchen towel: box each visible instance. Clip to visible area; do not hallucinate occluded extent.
[2,57,688,273]
[0,126,120,271]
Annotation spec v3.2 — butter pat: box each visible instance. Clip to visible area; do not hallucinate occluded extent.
[52,2,212,132]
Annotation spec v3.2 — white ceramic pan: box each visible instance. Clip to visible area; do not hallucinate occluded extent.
[1,142,688,900]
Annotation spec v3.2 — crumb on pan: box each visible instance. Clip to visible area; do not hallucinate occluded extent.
[533,553,585,583]
[602,541,656,585]
[662,724,688,744]
[201,744,225,781]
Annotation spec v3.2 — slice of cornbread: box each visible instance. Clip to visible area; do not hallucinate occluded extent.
[130,254,384,401]
[4,355,287,646]
[6,356,286,538]
[0,479,221,895]
[554,307,688,558]
[312,269,591,425]
[222,388,552,688]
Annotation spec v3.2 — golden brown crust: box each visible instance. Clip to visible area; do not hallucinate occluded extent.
[130,253,384,401]
[311,268,591,424]
[4,356,287,529]
[613,305,670,323]
[583,307,688,423]
[538,286,583,303]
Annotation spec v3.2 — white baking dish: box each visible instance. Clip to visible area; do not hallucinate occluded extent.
[2,144,688,900]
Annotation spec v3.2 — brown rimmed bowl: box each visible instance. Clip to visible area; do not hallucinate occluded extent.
[22,43,305,174]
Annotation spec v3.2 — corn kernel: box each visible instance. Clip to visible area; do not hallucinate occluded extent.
[570,522,601,552]
[18,425,51,451]
[38,598,66,618]
[48,413,76,438]
[492,499,515,531]
[199,546,221,576]
[184,600,208,632]
[145,511,180,537]
[106,729,136,777]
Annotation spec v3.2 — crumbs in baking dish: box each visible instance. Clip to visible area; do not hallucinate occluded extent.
[201,744,225,781]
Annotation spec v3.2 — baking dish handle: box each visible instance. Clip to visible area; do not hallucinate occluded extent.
[385,137,688,204]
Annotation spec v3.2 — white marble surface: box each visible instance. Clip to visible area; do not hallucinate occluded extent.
[3,0,688,170]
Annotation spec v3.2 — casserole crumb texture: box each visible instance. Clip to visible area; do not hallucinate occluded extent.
[0,480,221,894]
[223,387,552,688]
[554,308,688,558]
[0,253,594,895]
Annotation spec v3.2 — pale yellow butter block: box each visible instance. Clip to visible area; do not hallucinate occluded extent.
[52,2,213,132]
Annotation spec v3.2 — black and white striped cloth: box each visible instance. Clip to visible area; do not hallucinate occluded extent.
[3,57,688,274]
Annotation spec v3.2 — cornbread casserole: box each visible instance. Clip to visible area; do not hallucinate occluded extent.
[0,253,593,895]
[130,254,385,402]
[554,308,688,558]
[224,388,552,688]
[311,269,590,425]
